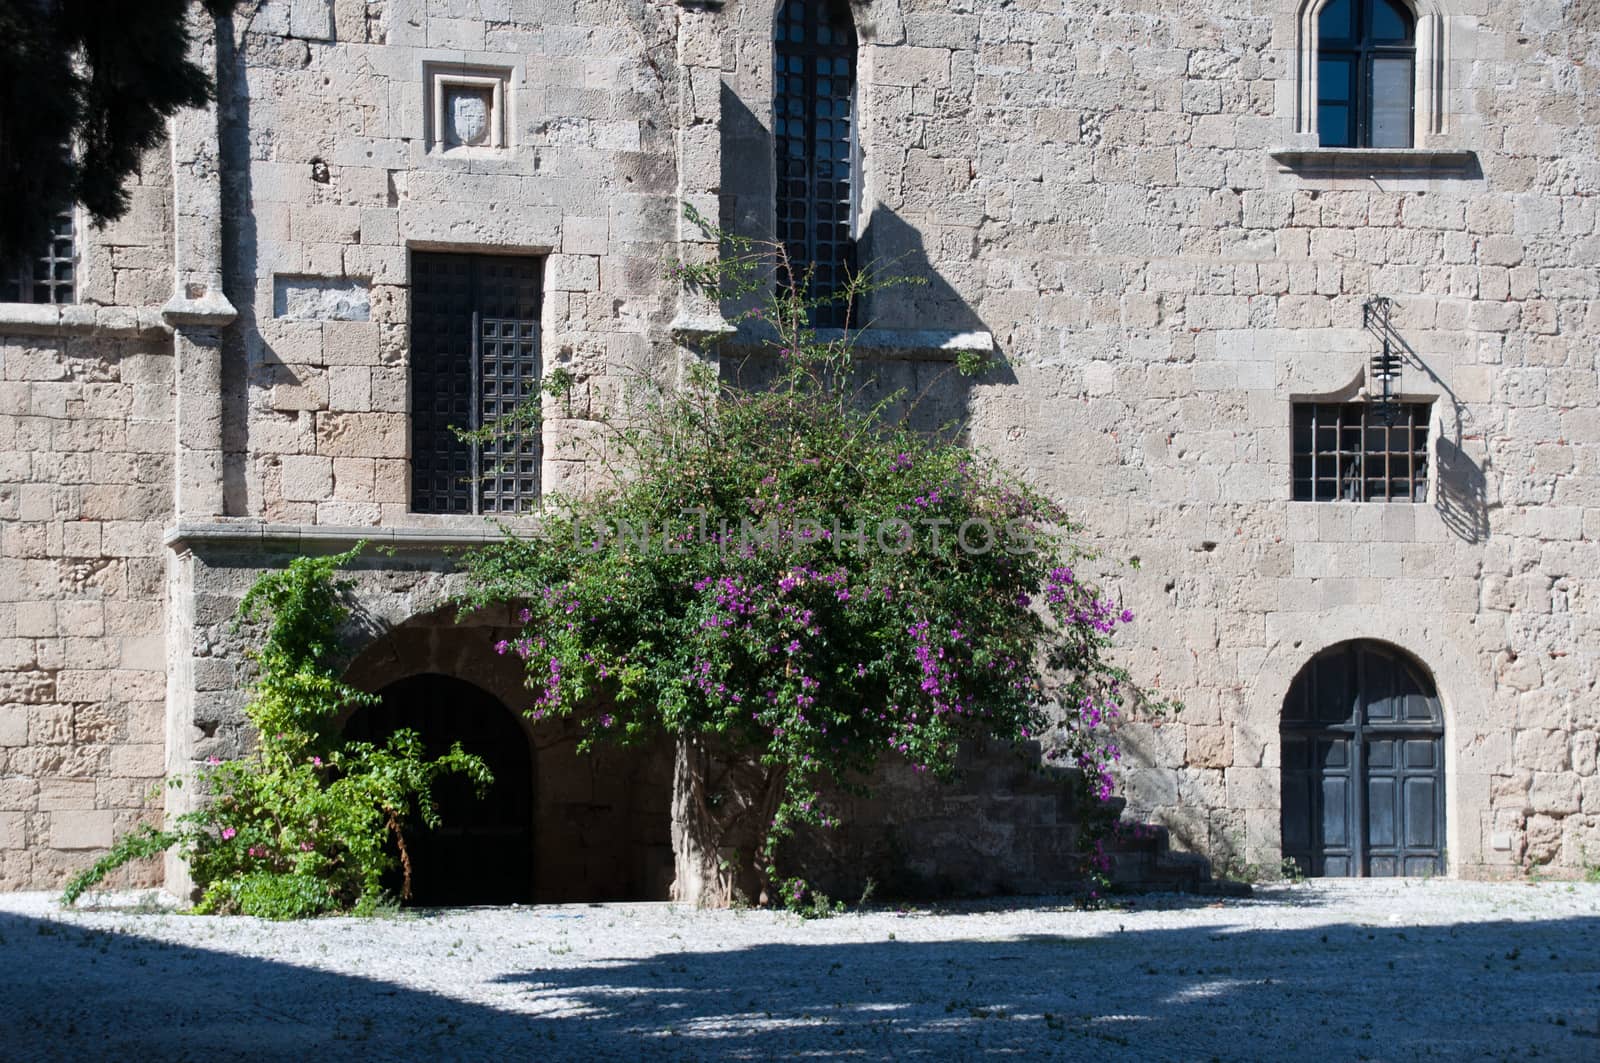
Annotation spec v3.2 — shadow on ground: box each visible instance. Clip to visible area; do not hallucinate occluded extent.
[1,902,1596,1061]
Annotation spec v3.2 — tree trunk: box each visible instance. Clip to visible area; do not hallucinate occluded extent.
[670,737,735,906]
[669,737,786,907]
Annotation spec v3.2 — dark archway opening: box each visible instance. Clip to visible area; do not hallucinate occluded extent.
[1281,640,1446,878]
[344,673,535,906]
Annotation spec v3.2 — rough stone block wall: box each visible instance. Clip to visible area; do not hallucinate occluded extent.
[4,0,1598,892]
[0,129,177,888]
[0,331,174,888]
[216,0,684,526]
[717,0,1600,876]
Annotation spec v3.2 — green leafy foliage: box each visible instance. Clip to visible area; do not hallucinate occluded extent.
[458,210,1171,909]
[62,545,491,918]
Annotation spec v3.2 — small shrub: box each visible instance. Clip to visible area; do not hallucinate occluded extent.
[63,545,490,918]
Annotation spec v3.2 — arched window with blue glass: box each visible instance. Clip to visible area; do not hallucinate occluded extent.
[774,0,859,328]
[1317,0,1417,148]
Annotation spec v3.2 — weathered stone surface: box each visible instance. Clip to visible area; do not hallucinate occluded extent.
[272,277,372,322]
[1,0,1598,892]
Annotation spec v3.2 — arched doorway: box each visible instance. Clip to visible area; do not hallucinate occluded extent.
[1281,640,1446,877]
[344,673,535,905]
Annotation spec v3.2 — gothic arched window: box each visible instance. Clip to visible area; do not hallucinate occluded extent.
[1317,0,1416,148]
[774,0,859,327]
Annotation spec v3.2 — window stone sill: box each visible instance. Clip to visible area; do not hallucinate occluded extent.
[0,302,171,338]
[722,324,997,361]
[1271,148,1479,177]
[164,519,536,555]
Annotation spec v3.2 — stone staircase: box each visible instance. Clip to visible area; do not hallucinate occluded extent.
[797,746,1242,900]
[1098,798,1248,896]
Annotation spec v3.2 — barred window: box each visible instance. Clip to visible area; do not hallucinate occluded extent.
[1317,0,1416,148]
[410,252,543,515]
[3,210,76,304]
[774,0,859,328]
[1292,402,1430,502]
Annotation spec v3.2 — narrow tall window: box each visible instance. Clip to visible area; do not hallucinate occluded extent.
[410,252,543,515]
[1292,402,1430,502]
[2,210,76,304]
[774,0,859,328]
[1317,0,1416,148]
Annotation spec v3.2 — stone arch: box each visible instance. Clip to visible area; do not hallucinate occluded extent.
[1247,610,1491,874]
[342,606,675,903]
[761,0,904,44]
[1291,0,1460,146]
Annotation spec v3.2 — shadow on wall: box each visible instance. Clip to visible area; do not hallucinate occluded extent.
[1435,435,1489,545]
[717,85,1015,446]
[4,906,1596,1058]
[1365,308,1491,544]
[215,14,255,517]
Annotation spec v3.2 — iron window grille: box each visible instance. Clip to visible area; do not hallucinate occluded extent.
[1292,402,1430,502]
[1317,0,1416,148]
[2,210,77,304]
[410,252,543,515]
[774,0,860,328]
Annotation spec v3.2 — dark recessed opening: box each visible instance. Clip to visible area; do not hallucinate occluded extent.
[344,673,535,906]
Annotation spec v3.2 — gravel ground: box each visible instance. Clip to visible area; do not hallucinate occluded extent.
[1,879,1597,1061]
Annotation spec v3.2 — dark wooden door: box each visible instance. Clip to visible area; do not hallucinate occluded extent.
[344,673,534,905]
[1281,641,1445,877]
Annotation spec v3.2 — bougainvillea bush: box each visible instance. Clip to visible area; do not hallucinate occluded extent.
[458,212,1168,910]
[62,547,490,919]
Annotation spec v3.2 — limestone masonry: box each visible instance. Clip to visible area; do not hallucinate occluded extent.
[0,0,1596,895]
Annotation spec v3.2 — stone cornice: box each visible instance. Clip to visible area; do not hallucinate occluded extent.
[0,303,172,339]
[163,520,538,555]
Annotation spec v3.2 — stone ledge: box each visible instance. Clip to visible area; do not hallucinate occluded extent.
[164,520,538,554]
[162,291,238,328]
[0,303,172,339]
[669,312,738,340]
[1270,147,1480,176]
[726,326,997,361]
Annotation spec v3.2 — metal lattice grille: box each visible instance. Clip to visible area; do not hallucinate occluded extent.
[410,253,542,514]
[1292,402,1430,502]
[3,211,76,304]
[478,318,542,514]
[774,0,858,328]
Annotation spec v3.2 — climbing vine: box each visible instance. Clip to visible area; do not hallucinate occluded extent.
[457,209,1170,910]
[62,545,490,919]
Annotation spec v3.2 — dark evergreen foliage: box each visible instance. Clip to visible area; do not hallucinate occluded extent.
[0,0,232,260]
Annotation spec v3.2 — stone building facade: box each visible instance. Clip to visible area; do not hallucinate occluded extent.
[1,0,1596,895]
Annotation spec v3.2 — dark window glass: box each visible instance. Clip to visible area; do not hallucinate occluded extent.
[411,252,543,515]
[1317,0,1415,148]
[3,211,76,304]
[1318,55,1358,147]
[774,0,859,328]
[1319,0,1355,41]
[1371,0,1412,41]
[1292,402,1431,503]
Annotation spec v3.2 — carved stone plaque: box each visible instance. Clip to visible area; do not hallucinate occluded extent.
[446,88,493,147]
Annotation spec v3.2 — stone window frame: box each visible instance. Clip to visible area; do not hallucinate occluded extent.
[1291,0,1458,153]
[424,65,511,154]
